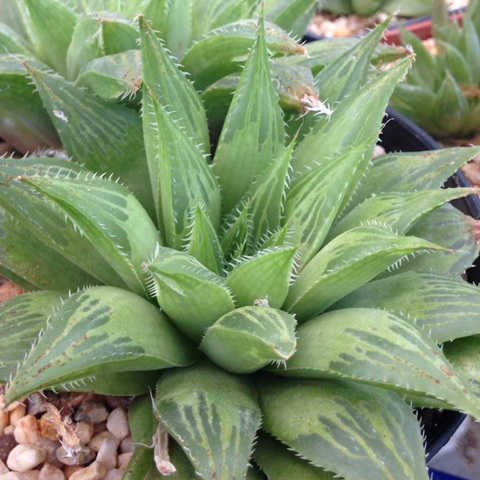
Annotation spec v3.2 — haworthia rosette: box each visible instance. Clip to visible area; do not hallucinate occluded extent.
[145,247,235,341]
[155,362,261,480]
[284,226,445,322]
[200,306,297,373]
[258,376,429,480]
[278,308,480,419]
[5,287,197,404]
[333,271,480,343]
[213,14,285,214]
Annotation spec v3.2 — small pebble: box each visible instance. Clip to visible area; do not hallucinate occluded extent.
[38,416,58,442]
[92,423,106,436]
[55,446,95,466]
[69,461,107,480]
[2,429,12,438]
[9,406,26,428]
[95,438,119,470]
[7,445,46,472]
[88,432,116,453]
[74,403,108,425]
[106,408,129,440]
[39,464,65,480]
[0,459,7,474]
[26,395,48,417]
[0,411,8,436]
[34,438,62,469]
[75,423,93,446]
[0,435,17,463]
[0,472,40,480]
[117,452,133,470]
[14,416,41,445]
[104,397,122,410]
[120,436,134,453]
[62,466,82,480]
[103,470,123,480]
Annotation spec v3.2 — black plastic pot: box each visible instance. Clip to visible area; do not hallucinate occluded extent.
[381,107,480,461]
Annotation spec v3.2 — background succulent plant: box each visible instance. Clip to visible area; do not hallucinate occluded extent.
[319,0,433,17]
[391,0,480,138]
[0,1,480,480]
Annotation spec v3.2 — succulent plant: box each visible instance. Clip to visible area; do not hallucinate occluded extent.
[319,0,433,17]
[1,1,480,480]
[391,0,480,138]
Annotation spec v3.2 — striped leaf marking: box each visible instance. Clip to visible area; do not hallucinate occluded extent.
[5,286,197,404]
[328,188,476,242]
[66,12,139,81]
[254,432,336,480]
[155,362,262,480]
[200,306,297,373]
[258,376,429,480]
[291,56,413,179]
[350,146,480,211]
[185,204,224,275]
[21,0,77,75]
[145,247,235,341]
[284,226,445,322]
[0,292,62,383]
[139,16,210,154]
[213,14,285,215]
[75,50,142,102]
[21,174,159,298]
[283,140,372,268]
[25,64,155,215]
[182,19,306,91]
[264,0,317,38]
[333,271,480,343]
[226,246,298,308]
[279,308,480,419]
[387,204,480,277]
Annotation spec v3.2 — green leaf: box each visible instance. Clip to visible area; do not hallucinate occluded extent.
[438,40,472,85]
[226,247,298,308]
[145,247,235,341]
[350,147,480,209]
[213,15,285,214]
[21,0,77,75]
[163,0,194,59]
[185,204,224,275]
[284,140,373,267]
[334,271,480,343]
[26,64,155,215]
[284,226,444,322]
[0,21,32,55]
[264,0,317,38]
[155,362,262,480]
[390,204,480,277]
[292,56,413,178]
[459,17,480,83]
[351,0,384,15]
[258,376,429,480]
[21,174,159,298]
[0,292,62,383]
[66,12,139,81]
[5,286,197,403]
[75,50,142,103]
[254,433,335,480]
[0,56,60,153]
[182,19,306,91]
[0,208,100,292]
[220,201,252,262]
[279,308,480,419]
[200,306,296,373]
[383,0,433,16]
[328,188,476,241]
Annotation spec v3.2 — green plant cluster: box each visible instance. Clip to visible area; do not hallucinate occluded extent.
[392,0,480,138]
[0,1,479,480]
[319,0,433,17]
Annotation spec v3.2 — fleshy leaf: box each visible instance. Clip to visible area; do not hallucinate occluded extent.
[154,362,262,480]
[213,14,285,214]
[21,174,159,298]
[258,376,429,480]
[254,432,336,480]
[264,0,317,38]
[26,64,155,215]
[185,204,224,275]
[0,292,62,383]
[226,246,298,308]
[5,286,197,403]
[334,271,480,343]
[279,308,480,419]
[328,188,476,241]
[284,226,444,322]
[21,0,77,75]
[0,21,32,55]
[200,306,297,373]
[220,201,252,262]
[145,247,235,341]
[66,12,139,81]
